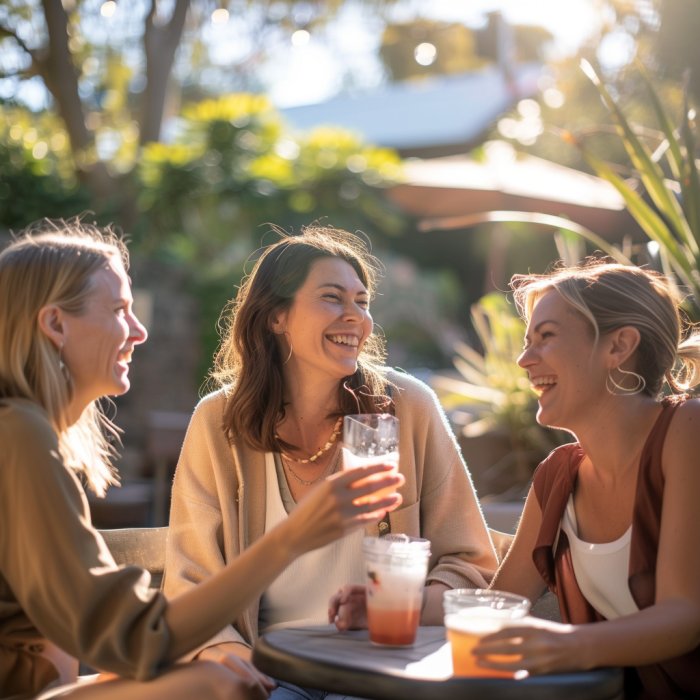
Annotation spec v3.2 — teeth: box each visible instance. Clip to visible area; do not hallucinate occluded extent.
[530,376,557,393]
[328,334,359,347]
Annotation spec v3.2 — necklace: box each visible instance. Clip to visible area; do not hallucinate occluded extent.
[282,446,342,486]
[275,416,343,464]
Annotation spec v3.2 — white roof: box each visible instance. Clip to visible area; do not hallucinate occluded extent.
[280,64,542,151]
[400,143,626,210]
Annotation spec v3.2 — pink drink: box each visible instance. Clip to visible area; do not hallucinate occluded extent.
[342,448,399,504]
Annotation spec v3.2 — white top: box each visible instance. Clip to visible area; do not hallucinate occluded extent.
[257,452,366,634]
[560,495,639,620]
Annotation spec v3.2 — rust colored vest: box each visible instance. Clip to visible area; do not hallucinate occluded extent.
[532,397,700,700]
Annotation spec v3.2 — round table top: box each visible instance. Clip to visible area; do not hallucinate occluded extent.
[253,625,624,700]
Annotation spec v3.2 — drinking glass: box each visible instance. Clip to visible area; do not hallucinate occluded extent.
[444,589,531,678]
[363,535,431,646]
[342,414,399,504]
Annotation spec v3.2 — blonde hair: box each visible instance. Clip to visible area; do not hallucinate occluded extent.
[510,259,700,397]
[0,218,129,495]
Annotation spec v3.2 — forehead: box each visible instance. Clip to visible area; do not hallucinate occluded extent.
[89,257,130,300]
[529,288,570,324]
[304,256,367,291]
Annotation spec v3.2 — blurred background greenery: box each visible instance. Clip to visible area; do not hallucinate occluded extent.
[2,0,699,518]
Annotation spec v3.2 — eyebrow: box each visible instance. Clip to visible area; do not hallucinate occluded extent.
[317,283,368,295]
[533,320,560,333]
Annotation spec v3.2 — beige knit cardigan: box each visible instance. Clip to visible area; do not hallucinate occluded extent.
[163,370,498,654]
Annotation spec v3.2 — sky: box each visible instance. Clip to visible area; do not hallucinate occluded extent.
[263,0,606,108]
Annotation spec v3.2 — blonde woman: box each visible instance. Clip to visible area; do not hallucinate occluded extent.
[474,261,700,699]
[0,221,402,700]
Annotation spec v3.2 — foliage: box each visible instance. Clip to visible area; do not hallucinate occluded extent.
[0,106,89,227]
[561,60,700,312]
[431,292,569,489]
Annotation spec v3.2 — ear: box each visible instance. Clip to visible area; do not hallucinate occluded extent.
[607,326,641,369]
[268,307,288,335]
[37,304,66,350]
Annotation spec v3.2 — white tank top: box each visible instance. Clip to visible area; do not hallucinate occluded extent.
[560,494,639,620]
[257,453,366,635]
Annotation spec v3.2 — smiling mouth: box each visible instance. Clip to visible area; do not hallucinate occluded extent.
[530,376,558,396]
[326,334,360,349]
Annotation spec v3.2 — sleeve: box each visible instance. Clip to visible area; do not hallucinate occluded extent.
[162,395,249,659]
[0,407,170,681]
[397,375,499,589]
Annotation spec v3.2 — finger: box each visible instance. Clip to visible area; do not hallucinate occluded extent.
[480,627,537,643]
[348,494,402,516]
[332,463,398,486]
[345,476,403,502]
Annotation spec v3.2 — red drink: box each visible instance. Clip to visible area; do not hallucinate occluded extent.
[367,604,421,646]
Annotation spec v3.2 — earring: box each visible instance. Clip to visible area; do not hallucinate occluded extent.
[58,343,71,384]
[283,338,294,365]
[606,366,646,396]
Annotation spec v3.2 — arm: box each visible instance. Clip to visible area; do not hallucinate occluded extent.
[475,402,700,675]
[163,464,403,661]
[489,487,549,603]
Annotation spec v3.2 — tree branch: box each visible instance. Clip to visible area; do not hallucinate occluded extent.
[0,20,39,61]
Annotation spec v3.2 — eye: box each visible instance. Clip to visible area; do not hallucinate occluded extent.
[322,293,341,302]
[541,331,554,339]
[357,298,369,307]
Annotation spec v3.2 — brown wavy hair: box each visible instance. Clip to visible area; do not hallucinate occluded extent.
[212,224,392,453]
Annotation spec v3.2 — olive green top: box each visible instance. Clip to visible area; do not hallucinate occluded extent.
[0,398,170,700]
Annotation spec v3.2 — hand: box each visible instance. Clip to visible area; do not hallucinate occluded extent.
[472,618,590,676]
[197,643,276,696]
[283,463,404,558]
[329,584,368,631]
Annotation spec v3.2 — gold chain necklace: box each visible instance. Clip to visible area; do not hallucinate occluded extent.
[282,447,341,486]
[275,416,343,464]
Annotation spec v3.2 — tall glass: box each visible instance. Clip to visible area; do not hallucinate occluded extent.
[342,414,399,504]
[444,589,531,678]
[363,535,430,647]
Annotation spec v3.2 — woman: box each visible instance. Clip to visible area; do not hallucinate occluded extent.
[0,221,402,700]
[473,261,700,699]
[163,225,498,697]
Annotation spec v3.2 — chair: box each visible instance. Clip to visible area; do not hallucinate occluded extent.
[99,527,168,589]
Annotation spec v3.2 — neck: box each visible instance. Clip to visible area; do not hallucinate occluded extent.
[572,392,662,479]
[280,364,344,438]
[65,390,94,427]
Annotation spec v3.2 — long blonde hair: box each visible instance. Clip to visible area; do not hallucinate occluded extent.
[511,259,700,397]
[0,219,129,495]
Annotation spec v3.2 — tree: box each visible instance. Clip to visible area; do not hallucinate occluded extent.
[0,0,394,204]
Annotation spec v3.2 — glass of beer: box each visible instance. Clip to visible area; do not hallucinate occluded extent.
[362,535,431,647]
[343,414,399,505]
[444,589,531,678]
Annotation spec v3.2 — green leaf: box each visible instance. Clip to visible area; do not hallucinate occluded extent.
[429,375,503,404]
[581,59,696,254]
[583,146,697,290]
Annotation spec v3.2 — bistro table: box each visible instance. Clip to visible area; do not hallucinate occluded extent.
[253,625,624,700]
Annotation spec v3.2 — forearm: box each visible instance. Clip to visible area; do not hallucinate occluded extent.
[577,599,700,669]
[163,523,293,662]
[421,582,450,626]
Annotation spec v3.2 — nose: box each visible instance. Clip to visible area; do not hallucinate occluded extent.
[517,344,536,369]
[128,313,148,345]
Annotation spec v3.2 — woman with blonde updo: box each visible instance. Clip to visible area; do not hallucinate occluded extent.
[474,260,700,699]
[0,221,402,700]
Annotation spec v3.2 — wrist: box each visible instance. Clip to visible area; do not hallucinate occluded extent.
[270,520,303,564]
[573,624,598,671]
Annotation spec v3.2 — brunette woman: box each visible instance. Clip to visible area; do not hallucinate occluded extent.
[164,226,498,698]
[474,261,700,699]
[0,222,401,700]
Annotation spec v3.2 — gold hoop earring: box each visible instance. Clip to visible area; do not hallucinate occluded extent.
[58,343,71,384]
[606,366,646,396]
[283,338,293,365]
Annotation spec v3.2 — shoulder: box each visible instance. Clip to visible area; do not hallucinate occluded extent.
[0,398,62,483]
[188,387,229,431]
[386,368,440,408]
[532,443,580,505]
[0,398,57,452]
[663,397,700,473]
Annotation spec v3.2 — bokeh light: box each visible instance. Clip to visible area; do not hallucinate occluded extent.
[100,1,116,18]
[211,8,229,25]
[414,42,437,66]
[291,30,311,46]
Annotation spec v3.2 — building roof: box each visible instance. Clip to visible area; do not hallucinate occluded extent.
[280,64,542,154]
